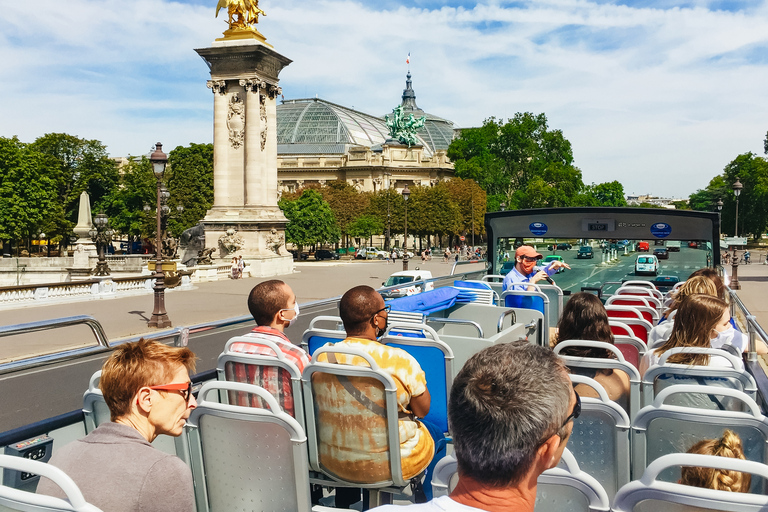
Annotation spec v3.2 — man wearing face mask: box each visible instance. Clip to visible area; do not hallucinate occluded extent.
[227,280,309,416]
[317,285,438,508]
[502,245,570,292]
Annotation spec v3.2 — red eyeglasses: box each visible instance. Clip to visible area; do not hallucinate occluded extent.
[147,382,193,404]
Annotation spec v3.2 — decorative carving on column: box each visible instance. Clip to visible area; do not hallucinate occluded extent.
[207,80,228,94]
[218,228,245,256]
[296,180,304,189]
[266,228,285,255]
[430,178,440,186]
[227,93,245,149]
[267,85,282,99]
[352,178,364,190]
[259,93,268,151]
[318,180,327,186]
[373,177,383,191]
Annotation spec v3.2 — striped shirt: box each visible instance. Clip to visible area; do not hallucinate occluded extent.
[226,327,310,417]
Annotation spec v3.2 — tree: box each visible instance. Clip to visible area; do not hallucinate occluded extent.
[440,178,485,239]
[578,181,628,207]
[30,133,119,238]
[347,214,384,245]
[166,143,214,237]
[103,157,157,241]
[449,113,585,208]
[317,181,369,247]
[720,153,768,238]
[278,189,341,252]
[0,137,59,252]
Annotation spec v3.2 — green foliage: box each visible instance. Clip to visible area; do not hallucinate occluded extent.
[719,153,768,238]
[449,113,585,208]
[278,189,341,249]
[103,157,157,239]
[166,143,214,237]
[0,137,59,241]
[578,181,628,207]
[347,214,384,240]
[30,133,119,237]
[317,181,369,237]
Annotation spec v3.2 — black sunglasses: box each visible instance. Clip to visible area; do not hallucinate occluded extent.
[561,390,581,428]
[373,305,391,316]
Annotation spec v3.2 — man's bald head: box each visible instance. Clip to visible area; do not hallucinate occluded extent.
[339,285,384,334]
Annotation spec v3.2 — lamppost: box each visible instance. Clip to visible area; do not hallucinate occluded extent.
[88,213,113,276]
[715,198,723,267]
[471,187,475,248]
[500,202,506,212]
[148,142,172,328]
[384,172,392,251]
[731,178,743,290]
[402,185,410,271]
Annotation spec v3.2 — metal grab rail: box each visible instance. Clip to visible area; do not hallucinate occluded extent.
[426,318,484,338]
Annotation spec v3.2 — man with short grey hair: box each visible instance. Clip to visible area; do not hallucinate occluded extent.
[374,341,576,511]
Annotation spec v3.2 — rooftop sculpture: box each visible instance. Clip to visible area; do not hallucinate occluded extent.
[385,105,426,148]
[215,0,268,42]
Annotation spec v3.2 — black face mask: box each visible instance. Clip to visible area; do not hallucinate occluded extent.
[375,315,388,339]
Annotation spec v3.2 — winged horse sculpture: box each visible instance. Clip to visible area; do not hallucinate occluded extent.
[215,0,266,29]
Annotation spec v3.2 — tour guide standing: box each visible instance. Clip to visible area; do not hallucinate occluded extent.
[502,246,570,292]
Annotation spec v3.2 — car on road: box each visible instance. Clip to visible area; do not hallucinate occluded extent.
[653,275,680,291]
[635,254,659,276]
[551,243,572,251]
[688,241,698,248]
[637,241,650,252]
[543,255,566,273]
[653,248,669,260]
[380,271,434,298]
[289,250,309,260]
[666,241,681,252]
[314,249,339,261]
[356,247,388,259]
[577,246,594,259]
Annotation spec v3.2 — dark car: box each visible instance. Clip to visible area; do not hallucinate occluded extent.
[653,275,680,292]
[289,250,309,261]
[315,249,339,261]
[556,243,572,251]
[654,248,669,260]
[500,261,516,275]
[577,246,594,259]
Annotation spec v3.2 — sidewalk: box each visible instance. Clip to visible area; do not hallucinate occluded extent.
[728,253,768,331]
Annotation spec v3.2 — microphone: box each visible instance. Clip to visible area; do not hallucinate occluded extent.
[544,275,555,285]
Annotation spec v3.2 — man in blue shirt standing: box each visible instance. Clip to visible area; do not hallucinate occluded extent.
[502,246,570,291]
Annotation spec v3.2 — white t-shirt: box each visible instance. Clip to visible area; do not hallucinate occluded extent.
[640,343,745,377]
[373,496,484,511]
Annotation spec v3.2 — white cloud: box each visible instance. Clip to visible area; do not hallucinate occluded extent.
[2,0,767,196]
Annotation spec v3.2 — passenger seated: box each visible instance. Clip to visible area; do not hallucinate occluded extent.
[649,276,719,347]
[555,292,630,411]
[680,430,751,493]
[37,339,197,512]
[316,285,441,506]
[226,280,309,416]
[640,294,744,377]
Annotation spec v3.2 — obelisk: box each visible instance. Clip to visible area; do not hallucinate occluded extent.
[195,1,293,276]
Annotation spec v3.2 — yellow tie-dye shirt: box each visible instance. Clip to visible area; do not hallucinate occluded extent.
[314,337,434,481]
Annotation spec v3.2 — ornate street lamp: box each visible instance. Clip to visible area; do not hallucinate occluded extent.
[88,213,113,276]
[402,185,410,271]
[730,178,743,290]
[148,142,171,328]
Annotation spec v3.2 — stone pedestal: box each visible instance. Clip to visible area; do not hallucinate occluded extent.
[195,40,293,276]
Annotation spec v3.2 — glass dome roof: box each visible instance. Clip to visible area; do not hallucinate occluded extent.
[277,98,434,157]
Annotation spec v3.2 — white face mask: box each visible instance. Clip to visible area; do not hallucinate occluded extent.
[710,325,735,348]
[281,302,300,327]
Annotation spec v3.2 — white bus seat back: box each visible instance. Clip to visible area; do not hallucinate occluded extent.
[184,381,313,512]
[566,374,631,498]
[555,340,641,421]
[631,385,768,491]
[0,454,103,512]
[613,453,768,512]
[614,334,647,369]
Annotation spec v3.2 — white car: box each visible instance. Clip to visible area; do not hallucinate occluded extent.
[635,254,659,276]
[380,271,434,298]
[356,247,388,260]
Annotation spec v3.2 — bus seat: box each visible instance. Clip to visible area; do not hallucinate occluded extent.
[614,453,768,512]
[554,340,641,421]
[610,318,652,343]
[0,454,103,512]
[302,347,418,503]
[566,374,631,500]
[606,305,659,325]
[218,336,304,424]
[381,333,454,436]
[616,286,663,302]
[537,283,565,330]
[621,280,658,290]
[501,290,550,338]
[432,450,610,512]
[301,319,346,356]
[631,385,768,491]
[641,347,756,409]
[614,334,646,369]
[184,382,317,512]
[607,295,663,313]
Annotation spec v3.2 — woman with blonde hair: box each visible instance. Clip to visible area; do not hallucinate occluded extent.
[680,430,751,493]
[648,276,718,347]
[555,292,630,410]
[639,294,741,376]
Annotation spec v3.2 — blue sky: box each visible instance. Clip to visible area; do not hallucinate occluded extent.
[2,0,768,198]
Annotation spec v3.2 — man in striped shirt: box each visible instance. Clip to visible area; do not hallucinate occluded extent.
[226,280,309,417]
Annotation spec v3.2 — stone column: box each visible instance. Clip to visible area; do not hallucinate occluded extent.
[265,85,281,207]
[208,80,230,209]
[240,79,265,207]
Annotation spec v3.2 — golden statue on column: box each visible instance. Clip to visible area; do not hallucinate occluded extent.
[215,0,269,44]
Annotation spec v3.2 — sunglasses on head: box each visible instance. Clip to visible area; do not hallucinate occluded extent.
[148,381,193,404]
